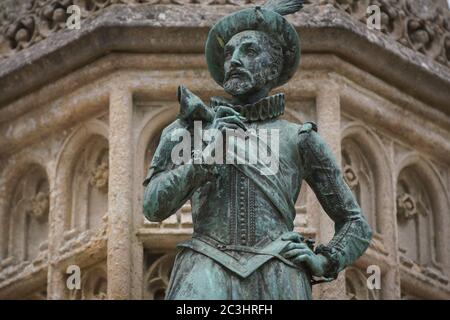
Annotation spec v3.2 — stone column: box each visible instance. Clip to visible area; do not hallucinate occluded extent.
[47,175,67,299]
[312,79,347,299]
[107,84,134,299]
[0,182,7,263]
[383,140,401,300]
[47,267,67,299]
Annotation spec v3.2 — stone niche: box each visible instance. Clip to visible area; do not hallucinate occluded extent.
[340,123,392,239]
[396,164,441,268]
[342,139,377,231]
[66,136,109,234]
[2,164,49,264]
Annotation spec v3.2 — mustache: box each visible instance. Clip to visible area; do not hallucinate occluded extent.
[224,67,253,82]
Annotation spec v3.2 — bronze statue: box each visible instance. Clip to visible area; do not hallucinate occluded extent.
[143,0,372,299]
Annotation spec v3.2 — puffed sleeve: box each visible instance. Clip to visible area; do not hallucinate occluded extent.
[298,122,372,281]
[143,120,217,222]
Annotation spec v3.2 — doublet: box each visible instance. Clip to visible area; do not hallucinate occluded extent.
[143,93,372,299]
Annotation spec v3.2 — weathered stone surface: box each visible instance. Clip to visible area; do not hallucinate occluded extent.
[0,3,449,110]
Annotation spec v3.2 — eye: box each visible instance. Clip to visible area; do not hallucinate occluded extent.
[246,48,257,56]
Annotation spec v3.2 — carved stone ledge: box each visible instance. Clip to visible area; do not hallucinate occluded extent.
[315,0,450,68]
[144,203,193,228]
[400,263,450,299]
[54,232,107,268]
[55,215,108,270]
[0,4,450,111]
[0,1,250,61]
[138,227,193,251]
[400,254,450,286]
[59,229,94,255]
[0,260,28,281]
[1,1,448,67]
[422,267,449,285]
[0,256,15,269]
[0,257,48,295]
[0,247,49,283]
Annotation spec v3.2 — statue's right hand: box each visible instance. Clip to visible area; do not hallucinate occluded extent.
[196,106,247,169]
[190,105,244,152]
[211,106,247,132]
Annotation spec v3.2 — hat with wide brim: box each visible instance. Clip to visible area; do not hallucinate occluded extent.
[205,4,301,89]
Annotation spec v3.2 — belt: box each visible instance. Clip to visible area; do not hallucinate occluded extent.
[176,232,309,279]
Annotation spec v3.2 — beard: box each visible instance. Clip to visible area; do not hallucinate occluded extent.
[223,68,268,97]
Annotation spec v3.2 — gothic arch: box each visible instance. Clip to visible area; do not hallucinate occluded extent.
[143,253,175,300]
[136,105,178,179]
[395,153,449,268]
[341,122,393,236]
[0,155,50,264]
[79,266,107,300]
[135,105,178,223]
[54,120,109,234]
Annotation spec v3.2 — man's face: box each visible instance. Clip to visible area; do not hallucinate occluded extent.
[223,31,282,97]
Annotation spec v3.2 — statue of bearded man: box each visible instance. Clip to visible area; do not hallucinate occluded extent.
[143,0,372,300]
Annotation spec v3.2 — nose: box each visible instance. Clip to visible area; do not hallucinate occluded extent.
[230,59,242,68]
[230,50,243,68]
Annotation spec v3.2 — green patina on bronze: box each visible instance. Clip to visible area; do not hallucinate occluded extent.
[143,0,372,300]
[205,6,300,89]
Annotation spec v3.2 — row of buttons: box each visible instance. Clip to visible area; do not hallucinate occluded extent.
[239,173,246,245]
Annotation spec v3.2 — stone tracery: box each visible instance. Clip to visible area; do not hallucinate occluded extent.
[396,161,441,268]
[3,164,49,264]
[143,253,175,300]
[340,123,392,237]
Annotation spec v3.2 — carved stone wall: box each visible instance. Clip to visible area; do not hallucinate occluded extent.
[319,0,450,67]
[0,0,449,299]
[1,1,449,67]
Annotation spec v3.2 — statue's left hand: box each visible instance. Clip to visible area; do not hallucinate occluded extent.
[281,232,328,277]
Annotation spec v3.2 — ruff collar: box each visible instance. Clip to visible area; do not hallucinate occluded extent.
[210,93,285,122]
